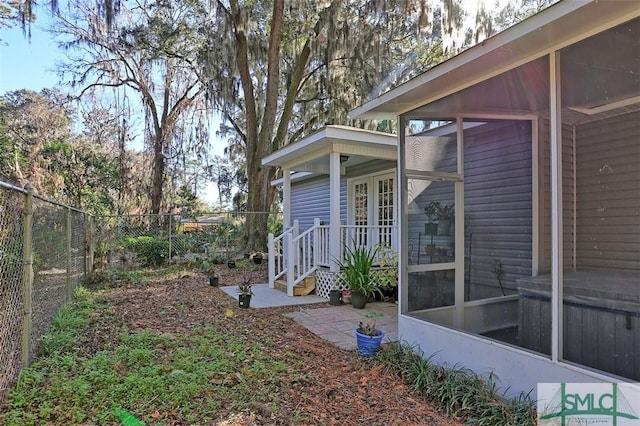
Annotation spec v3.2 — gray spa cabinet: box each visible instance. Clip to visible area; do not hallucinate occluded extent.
[517,270,640,380]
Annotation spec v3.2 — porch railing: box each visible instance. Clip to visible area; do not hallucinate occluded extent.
[268,220,397,297]
[267,223,297,288]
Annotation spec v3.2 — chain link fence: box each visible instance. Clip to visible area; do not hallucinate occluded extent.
[0,181,88,402]
[1,180,275,402]
[90,212,272,272]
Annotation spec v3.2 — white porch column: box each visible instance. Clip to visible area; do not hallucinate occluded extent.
[550,51,564,363]
[282,168,291,229]
[454,117,465,329]
[329,152,341,273]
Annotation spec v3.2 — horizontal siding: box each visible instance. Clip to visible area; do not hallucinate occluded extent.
[464,121,533,298]
[407,120,533,300]
[290,176,347,230]
[575,111,640,271]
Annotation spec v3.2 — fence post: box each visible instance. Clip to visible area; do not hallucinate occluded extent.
[65,207,72,302]
[21,184,35,369]
[168,213,173,264]
[87,216,95,274]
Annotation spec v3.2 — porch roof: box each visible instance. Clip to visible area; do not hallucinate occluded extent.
[350,0,640,122]
[261,125,396,174]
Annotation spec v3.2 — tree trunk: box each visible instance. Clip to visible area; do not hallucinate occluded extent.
[244,159,275,252]
[151,133,165,215]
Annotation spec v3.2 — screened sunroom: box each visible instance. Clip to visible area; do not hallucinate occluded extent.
[352,1,639,395]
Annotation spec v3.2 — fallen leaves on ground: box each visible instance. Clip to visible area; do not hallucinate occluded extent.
[96,265,463,425]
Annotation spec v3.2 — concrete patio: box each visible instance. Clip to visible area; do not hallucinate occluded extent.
[221,283,398,351]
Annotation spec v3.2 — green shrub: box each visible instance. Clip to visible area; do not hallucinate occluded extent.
[123,236,169,266]
[376,341,536,425]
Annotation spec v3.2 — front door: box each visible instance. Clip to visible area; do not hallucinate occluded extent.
[349,171,396,250]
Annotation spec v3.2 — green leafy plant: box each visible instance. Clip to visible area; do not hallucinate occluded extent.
[373,242,398,291]
[237,276,253,296]
[191,256,217,277]
[337,243,382,298]
[123,236,169,266]
[356,311,384,336]
[377,341,536,424]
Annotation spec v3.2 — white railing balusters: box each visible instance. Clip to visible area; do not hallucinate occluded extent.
[267,222,398,293]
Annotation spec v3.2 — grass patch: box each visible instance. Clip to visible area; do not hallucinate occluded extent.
[0,288,287,425]
[376,341,536,425]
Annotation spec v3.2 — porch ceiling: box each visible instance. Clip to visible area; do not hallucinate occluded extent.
[350,1,640,124]
[261,125,397,174]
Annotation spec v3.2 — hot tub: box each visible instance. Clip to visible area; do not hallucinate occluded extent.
[517,270,639,380]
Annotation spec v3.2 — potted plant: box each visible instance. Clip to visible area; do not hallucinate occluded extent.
[207,268,219,287]
[337,243,382,309]
[425,244,437,256]
[328,289,343,305]
[354,312,385,357]
[252,252,263,265]
[424,201,454,235]
[237,277,253,308]
[373,243,398,301]
[192,256,219,286]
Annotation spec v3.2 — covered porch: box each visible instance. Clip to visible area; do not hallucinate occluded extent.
[261,125,398,298]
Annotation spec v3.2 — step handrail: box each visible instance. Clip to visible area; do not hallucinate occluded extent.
[289,225,317,288]
[268,222,299,288]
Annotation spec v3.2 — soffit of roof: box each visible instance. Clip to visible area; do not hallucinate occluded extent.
[350,0,640,119]
[261,125,397,168]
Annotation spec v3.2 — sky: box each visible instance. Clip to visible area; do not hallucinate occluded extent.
[0,22,62,93]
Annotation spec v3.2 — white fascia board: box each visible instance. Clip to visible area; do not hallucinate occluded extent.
[332,142,396,161]
[262,129,331,167]
[323,125,397,146]
[279,146,333,170]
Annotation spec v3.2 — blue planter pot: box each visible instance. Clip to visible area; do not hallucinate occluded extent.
[354,329,385,357]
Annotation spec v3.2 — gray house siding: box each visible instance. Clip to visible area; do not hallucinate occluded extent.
[575,111,640,271]
[407,120,533,303]
[290,176,347,230]
[539,111,640,273]
[463,120,533,300]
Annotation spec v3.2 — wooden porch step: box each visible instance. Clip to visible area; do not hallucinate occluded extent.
[274,276,316,296]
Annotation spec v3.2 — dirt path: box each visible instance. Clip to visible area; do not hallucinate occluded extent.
[98,265,463,425]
